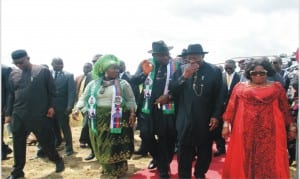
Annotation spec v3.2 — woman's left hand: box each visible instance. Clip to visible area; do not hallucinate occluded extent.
[209,117,219,131]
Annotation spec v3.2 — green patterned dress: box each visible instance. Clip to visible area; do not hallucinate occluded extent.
[76,79,136,178]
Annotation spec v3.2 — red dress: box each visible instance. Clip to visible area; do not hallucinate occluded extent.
[222,82,294,179]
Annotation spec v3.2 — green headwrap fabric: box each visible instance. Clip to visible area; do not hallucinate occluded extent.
[92,54,120,79]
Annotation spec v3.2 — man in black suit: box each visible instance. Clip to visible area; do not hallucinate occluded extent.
[5,50,64,179]
[76,63,93,146]
[51,58,76,156]
[132,41,179,178]
[75,62,95,160]
[1,64,12,160]
[213,59,241,156]
[171,44,223,178]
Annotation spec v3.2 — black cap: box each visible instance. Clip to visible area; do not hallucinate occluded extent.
[11,49,28,60]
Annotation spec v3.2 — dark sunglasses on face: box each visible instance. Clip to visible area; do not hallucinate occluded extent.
[225,67,233,70]
[250,70,267,76]
[271,61,279,65]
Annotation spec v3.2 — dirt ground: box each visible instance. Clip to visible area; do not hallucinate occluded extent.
[1,118,152,179]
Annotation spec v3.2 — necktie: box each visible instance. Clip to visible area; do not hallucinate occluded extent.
[226,74,231,87]
[54,71,58,79]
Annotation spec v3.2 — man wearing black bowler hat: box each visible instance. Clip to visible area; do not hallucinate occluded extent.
[132,40,180,178]
[171,44,224,178]
[5,49,64,179]
[176,48,188,64]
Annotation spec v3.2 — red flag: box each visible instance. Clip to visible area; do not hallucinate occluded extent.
[296,48,299,62]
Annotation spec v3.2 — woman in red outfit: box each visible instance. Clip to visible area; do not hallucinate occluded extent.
[222,58,297,179]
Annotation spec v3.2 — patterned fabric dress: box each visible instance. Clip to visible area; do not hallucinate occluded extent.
[222,82,294,179]
[76,79,136,178]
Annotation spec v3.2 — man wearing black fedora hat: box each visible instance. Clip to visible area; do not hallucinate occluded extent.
[176,48,188,65]
[171,44,224,178]
[132,40,180,178]
[5,49,65,179]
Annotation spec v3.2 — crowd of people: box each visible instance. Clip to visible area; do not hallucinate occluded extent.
[1,42,298,179]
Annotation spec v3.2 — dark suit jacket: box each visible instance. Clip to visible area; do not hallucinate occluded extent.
[171,62,224,145]
[120,72,141,104]
[2,65,12,111]
[52,70,76,111]
[6,65,55,131]
[75,72,93,101]
[222,72,241,102]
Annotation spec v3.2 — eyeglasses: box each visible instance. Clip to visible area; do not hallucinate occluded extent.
[250,70,267,76]
[225,67,233,70]
[271,61,278,65]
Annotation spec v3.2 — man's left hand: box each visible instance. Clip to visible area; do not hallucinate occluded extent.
[155,94,169,105]
[209,117,219,131]
[47,107,55,118]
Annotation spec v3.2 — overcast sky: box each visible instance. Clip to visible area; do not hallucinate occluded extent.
[1,0,298,76]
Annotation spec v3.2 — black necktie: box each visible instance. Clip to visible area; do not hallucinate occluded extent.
[54,71,58,79]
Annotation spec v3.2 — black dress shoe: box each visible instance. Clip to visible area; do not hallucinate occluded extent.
[84,153,95,160]
[2,146,13,160]
[6,147,13,154]
[6,174,24,179]
[2,154,8,160]
[147,159,157,169]
[55,159,65,173]
[214,150,225,157]
[65,150,74,156]
[37,150,47,158]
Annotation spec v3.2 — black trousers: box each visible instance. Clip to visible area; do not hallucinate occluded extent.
[79,114,93,153]
[1,112,11,157]
[178,140,213,178]
[212,120,226,152]
[52,115,62,147]
[139,107,176,177]
[54,109,73,152]
[11,116,61,177]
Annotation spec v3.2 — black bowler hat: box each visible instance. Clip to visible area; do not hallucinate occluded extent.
[186,44,208,55]
[148,40,173,54]
[11,49,28,60]
[177,49,187,57]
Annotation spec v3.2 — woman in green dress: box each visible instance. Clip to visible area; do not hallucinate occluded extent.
[73,54,136,178]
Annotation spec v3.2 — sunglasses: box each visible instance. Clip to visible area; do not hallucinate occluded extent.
[271,61,278,65]
[225,67,233,70]
[250,70,267,76]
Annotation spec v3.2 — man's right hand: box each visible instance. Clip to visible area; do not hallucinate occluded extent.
[141,60,153,75]
[183,63,199,79]
[5,116,11,123]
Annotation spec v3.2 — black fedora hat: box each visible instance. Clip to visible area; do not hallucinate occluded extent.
[177,49,187,57]
[186,44,208,55]
[148,40,173,54]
